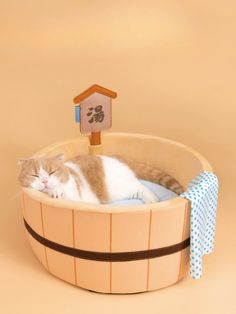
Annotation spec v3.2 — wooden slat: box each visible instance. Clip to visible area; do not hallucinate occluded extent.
[111,260,148,294]
[111,211,149,252]
[148,252,182,291]
[23,193,44,236]
[74,211,110,252]
[76,259,110,293]
[46,249,76,285]
[150,198,187,249]
[42,204,74,247]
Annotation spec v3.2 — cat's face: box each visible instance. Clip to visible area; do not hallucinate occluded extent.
[18,154,69,191]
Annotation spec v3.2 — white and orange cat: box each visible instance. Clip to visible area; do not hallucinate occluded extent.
[18,154,183,204]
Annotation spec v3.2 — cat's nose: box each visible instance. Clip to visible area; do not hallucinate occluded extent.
[42,177,48,184]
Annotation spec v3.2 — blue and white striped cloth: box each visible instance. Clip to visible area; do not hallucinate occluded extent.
[181,171,219,279]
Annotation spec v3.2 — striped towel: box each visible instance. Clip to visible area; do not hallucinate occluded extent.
[181,171,219,279]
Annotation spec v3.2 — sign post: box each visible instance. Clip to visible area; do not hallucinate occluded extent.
[73,84,117,154]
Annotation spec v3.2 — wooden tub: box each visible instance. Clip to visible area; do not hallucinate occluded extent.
[21,132,212,294]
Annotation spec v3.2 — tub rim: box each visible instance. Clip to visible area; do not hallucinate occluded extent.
[22,132,212,214]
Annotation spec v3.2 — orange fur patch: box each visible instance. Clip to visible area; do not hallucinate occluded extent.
[72,155,108,202]
[113,155,184,194]
[18,159,40,187]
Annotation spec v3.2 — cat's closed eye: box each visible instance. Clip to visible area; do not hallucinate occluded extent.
[49,170,57,176]
[31,174,39,178]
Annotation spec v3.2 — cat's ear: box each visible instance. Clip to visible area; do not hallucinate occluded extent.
[17,158,30,166]
[53,154,65,162]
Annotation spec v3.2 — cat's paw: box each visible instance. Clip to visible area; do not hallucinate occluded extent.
[48,187,65,199]
[144,195,160,203]
[150,197,160,203]
[140,189,160,203]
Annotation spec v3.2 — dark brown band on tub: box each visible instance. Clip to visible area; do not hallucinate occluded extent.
[24,218,190,262]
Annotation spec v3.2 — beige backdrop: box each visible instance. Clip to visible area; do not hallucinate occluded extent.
[0,1,235,313]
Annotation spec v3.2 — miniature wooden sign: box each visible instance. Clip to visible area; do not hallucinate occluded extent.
[73,84,117,145]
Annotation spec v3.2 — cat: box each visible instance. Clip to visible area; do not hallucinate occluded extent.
[18,154,184,204]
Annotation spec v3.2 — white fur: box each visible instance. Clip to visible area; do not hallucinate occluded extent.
[47,176,79,201]
[64,161,100,204]
[100,156,159,203]
[30,166,80,202]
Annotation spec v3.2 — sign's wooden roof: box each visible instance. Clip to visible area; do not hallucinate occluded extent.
[73,84,117,104]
